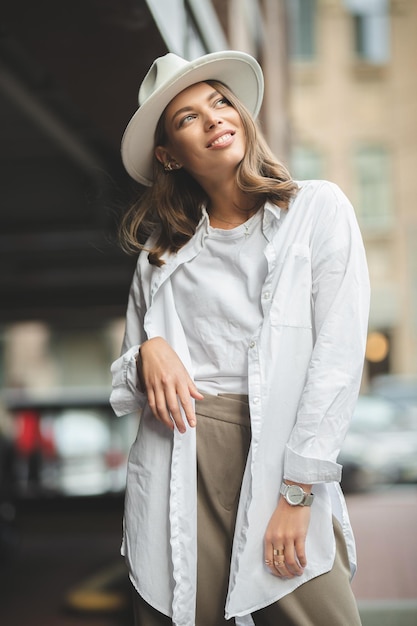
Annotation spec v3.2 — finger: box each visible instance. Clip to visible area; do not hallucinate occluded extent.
[264,549,276,575]
[272,545,292,578]
[295,537,307,569]
[146,388,173,430]
[282,543,304,577]
[265,545,285,578]
[273,557,288,578]
[153,387,179,430]
[177,391,197,428]
[176,380,203,428]
[190,385,204,401]
[164,389,187,434]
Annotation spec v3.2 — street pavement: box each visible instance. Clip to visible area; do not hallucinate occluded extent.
[347,485,417,626]
[0,486,416,626]
[348,486,417,601]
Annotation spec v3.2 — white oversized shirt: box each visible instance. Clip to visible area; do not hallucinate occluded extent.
[110,180,370,626]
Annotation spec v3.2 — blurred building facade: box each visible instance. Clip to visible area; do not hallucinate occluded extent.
[214,0,417,381]
[287,0,417,381]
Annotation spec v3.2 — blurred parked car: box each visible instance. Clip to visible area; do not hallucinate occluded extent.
[339,394,417,492]
[370,375,417,414]
[2,387,138,498]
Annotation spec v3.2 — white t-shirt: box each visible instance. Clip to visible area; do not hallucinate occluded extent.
[171,209,268,394]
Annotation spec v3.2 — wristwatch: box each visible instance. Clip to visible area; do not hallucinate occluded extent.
[280,482,314,507]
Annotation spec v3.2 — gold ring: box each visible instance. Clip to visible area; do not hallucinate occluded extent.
[274,560,285,568]
[273,548,284,556]
[265,559,271,565]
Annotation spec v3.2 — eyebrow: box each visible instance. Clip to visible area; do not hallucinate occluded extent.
[170,90,220,123]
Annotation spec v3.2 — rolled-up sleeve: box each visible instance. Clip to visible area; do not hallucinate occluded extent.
[110,263,148,417]
[284,182,370,484]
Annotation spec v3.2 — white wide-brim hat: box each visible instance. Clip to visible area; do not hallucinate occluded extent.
[121,50,264,185]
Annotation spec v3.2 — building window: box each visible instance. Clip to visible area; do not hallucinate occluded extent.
[354,145,392,231]
[343,0,390,64]
[290,145,323,181]
[286,0,317,60]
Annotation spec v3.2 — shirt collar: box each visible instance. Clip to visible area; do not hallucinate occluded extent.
[262,200,283,242]
[176,200,284,250]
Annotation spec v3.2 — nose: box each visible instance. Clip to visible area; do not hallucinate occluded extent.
[204,113,222,131]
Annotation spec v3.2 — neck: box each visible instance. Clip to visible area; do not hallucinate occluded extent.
[195,169,256,226]
[207,182,254,222]
[209,209,257,227]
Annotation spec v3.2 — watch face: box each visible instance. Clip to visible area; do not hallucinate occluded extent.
[287,485,304,505]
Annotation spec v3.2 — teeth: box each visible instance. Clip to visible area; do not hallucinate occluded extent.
[211,133,232,146]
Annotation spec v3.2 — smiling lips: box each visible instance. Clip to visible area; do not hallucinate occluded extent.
[207,131,235,148]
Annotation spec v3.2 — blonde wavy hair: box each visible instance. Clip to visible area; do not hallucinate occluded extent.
[119,80,298,266]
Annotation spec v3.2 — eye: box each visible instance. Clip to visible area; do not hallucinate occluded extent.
[178,113,196,127]
[214,97,230,107]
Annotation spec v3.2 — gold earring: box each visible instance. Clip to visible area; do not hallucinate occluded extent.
[164,161,181,172]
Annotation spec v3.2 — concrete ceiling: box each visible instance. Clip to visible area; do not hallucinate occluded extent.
[0,0,168,325]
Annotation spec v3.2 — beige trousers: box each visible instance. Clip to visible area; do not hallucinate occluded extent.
[132,394,362,626]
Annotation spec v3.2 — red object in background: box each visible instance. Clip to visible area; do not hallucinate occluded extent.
[15,410,42,456]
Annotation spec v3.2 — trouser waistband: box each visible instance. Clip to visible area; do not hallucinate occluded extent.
[196,392,250,426]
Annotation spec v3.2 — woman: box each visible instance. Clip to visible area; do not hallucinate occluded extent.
[110,50,370,626]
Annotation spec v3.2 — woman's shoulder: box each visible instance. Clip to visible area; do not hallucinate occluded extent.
[292,179,355,219]
[294,179,348,203]
[289,179,363,254]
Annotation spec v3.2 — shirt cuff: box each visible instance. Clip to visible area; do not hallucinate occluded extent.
[284,445,342,484]
[110,346,146,416]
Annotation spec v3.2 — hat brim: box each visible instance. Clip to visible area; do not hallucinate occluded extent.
[121,51,264,185]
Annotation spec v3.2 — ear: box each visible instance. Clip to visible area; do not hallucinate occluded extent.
[155,146,182,170]
[154,145,171,166]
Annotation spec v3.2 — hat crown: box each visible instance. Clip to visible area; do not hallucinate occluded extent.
[138,53,189,106]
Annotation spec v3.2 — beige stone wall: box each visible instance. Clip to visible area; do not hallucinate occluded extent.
[289,0,417,376]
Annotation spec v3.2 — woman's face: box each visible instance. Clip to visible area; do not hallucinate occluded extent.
[155,82,246,186]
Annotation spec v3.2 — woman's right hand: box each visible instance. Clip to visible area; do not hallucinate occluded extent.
[138,337,204,433]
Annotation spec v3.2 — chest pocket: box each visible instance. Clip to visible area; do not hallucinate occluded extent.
[269,243,312,328]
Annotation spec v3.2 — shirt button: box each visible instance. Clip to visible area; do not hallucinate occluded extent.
[263,291,271,300]
[253,397,260,404]
[249,340,256,349]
